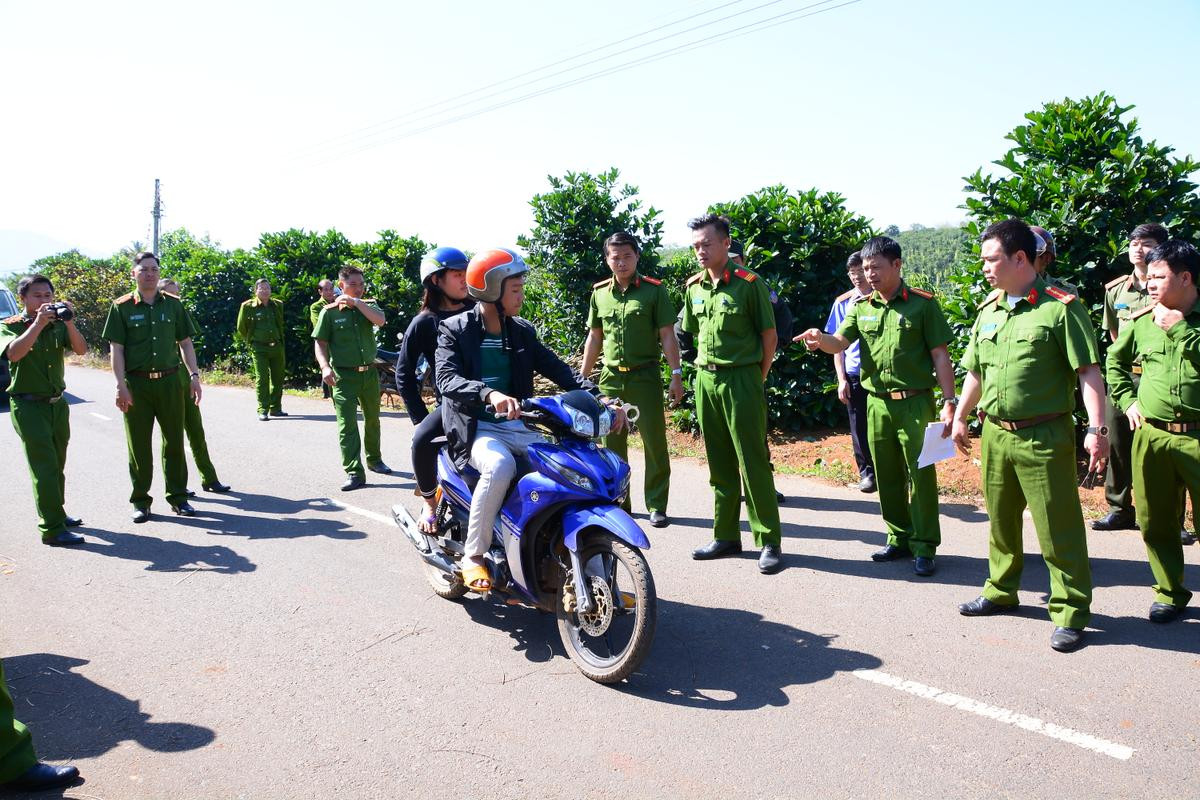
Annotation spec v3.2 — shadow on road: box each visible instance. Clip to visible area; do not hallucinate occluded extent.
[170,492,369,541]
[78,528,257,573]
[4,653,216,761]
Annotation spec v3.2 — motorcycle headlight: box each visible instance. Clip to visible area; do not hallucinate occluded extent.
[553,464,597,493]
[567,406,598,438]
[597,408,612,437]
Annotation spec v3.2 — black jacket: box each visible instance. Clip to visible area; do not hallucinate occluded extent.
[396,302,474,424]
[435,305,597,470]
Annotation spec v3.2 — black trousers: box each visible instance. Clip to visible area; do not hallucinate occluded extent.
[411,409,446,498]
[847,375,874,480]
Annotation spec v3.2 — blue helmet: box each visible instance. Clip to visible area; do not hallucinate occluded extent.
[420,246,469,284]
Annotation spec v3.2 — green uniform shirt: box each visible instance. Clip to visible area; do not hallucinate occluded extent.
[237,297,285,346]
[309,298,328,328]
[587,274,676,368]
[1107,305,1200,420]
[101,292,198,372]
[835,282,952,395]
[312,300,381,368]
[963,279,1099,419]
[0,315,69,395]
[1102,272,1153,338]
[680,264,775,368]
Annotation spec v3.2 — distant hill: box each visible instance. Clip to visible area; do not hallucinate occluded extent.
[894,225,969,287]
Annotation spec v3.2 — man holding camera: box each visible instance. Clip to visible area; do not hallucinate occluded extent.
[0,275,87,545]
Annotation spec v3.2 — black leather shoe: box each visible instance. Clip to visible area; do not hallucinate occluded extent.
[258,412,269,421]
[1091,510,1137,531]
[186,489,197,497]
[1149,602,1186,623]
[858,475,877,493]
[1050,626,1085,652]
[1183,529,1197,546]
[775,490,786,504]
[958,596,1016,616]
[269,409,288,417]
[649,511,669,528]
[131,507,151,524]
[913,556,936,576]
[758,545,783,574]
[64,515,83,528]
[692,540,742,560]
[202,482,232,493]
[871,543,911,562]
[171,502,196,517]
[368,461,393,475]
[43,531,85,547]
[341,474,366,491]
[2,762,80,791]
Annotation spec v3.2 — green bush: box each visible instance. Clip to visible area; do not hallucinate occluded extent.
[24,251,130,351]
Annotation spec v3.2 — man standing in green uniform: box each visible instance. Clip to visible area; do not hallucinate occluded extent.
[0,275,87,545]
[160,279,230,495]
[237,278,287,421]
[310,279,337,399]
[0,660,79,791]
[680,214,782,574]
[1095,222,1170,531]
[582,232,683,527]
[952,219,1109,653]
[799,236,957,576]
[102,251,204,522]
[1106,239,1200,623]
[313,263,390,491]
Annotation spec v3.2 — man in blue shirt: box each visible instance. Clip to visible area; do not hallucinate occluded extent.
[824,251,876,492]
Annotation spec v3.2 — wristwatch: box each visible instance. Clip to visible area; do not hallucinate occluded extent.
[943,396,958,405]
[190,372,200,380]
[670,368,683,376]
[1086,425,1109,436]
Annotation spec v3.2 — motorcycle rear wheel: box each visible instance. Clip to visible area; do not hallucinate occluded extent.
[556,531,656,684]
[424,559,469,600]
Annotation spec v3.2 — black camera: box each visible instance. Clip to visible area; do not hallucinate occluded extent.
[47,302,73,322]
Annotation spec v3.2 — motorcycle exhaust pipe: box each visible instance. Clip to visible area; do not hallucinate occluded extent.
[391,504,432,554]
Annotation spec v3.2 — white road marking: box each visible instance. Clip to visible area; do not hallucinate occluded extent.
[321,498,395,527]
[853,669,1134,761]
[89,412,111,421]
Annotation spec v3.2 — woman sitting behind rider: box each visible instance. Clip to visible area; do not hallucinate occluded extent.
[397,247,474,532]
[435,249,626,592]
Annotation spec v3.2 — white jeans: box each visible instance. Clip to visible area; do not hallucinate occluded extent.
[464,420,543,563]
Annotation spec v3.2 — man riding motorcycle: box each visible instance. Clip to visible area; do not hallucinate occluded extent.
[434,248,626,593]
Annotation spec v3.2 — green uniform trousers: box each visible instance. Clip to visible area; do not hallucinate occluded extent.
[178,370,219,486]
[695,364,780,547]
[252,345,286,414]
[866,393,941,557]
[1104,389,1136,514]
[0,660,37,783]
[10,397,69,540]
[600,367,670,514]
[332,367,382,477]
[124,373,188,509]
[1132,424,1197,607]
[979,415,1092,628]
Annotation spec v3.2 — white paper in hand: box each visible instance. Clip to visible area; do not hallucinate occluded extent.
[917,421,955,469]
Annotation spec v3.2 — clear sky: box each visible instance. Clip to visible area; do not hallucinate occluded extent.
[2,0,1198,272]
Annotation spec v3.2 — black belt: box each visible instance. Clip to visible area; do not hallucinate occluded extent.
[614,362,657,373]
[11,393,63,403]
[700,362,755,372]
[128,367,179,380]
[870,388,929,401]
[336,364,373,372]
[255,341,279,348]
[979,411,1065,431]
[1147,419,1200,434]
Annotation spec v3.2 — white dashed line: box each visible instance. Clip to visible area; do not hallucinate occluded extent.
[89,412,111,421]
[853,669,1134,761]
[321,498,395,527]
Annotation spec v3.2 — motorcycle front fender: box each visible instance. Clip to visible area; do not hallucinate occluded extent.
[561,504,651,552]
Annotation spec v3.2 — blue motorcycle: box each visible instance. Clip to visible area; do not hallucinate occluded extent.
[392,390,657,684]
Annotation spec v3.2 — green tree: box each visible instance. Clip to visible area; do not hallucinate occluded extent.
[26,250,129,350]
[518,168,663,355]
[351,229,429,351]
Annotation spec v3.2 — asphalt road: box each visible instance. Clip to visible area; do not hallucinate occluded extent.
[2,366,1198,799]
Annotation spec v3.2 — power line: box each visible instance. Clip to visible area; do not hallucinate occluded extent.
[296,0,842,164]
[306,0,861,165]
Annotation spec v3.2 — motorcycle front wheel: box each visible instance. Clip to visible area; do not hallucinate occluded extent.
[556,531,657,684]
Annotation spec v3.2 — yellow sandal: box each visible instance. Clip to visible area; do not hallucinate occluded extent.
[461,564,492,594]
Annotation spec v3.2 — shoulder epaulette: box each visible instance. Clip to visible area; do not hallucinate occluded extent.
[835,289,856,302]
[733,267,757,282]
[1,314,23,324]
[852,293,871,304]
[977,289,1003,309]
[116,292,135,304]
[685,271,705,286]
[361,298,376,303]
[1131,304,1156,320]
[641,275,662,286]
[162,291,181,300]
[908,287,934,299]
[593,277,613,289]
[1044,284,1076,304]
[241,298,255,306]
[1105,274,1130,290]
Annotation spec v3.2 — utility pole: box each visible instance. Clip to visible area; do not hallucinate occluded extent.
[152,178,162,256]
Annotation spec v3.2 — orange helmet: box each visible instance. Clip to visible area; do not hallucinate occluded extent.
[466,248,528,303]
